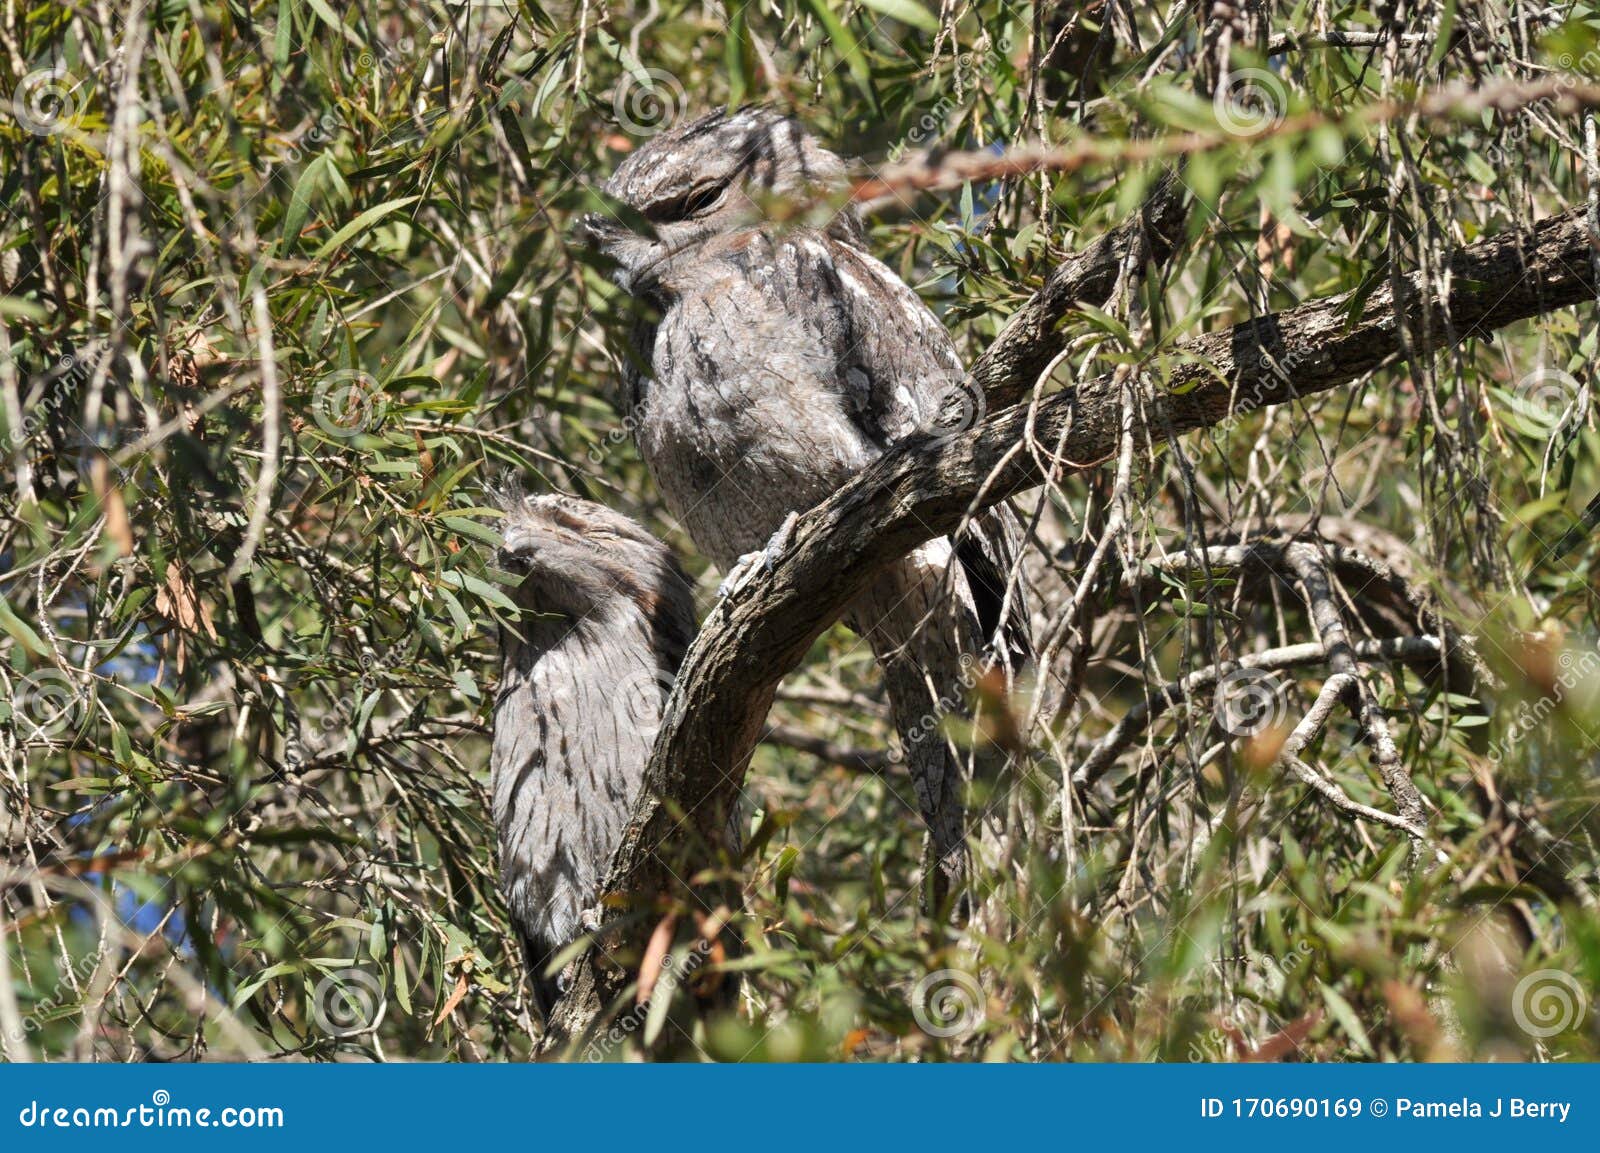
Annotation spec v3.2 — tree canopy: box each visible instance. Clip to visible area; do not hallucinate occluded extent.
[2,0,1599,1062]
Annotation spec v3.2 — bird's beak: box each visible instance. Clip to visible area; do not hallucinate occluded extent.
[497,546,532,573]
[574,212,622,247]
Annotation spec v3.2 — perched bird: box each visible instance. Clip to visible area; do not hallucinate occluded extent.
[491,491,697,1013]
[582,107,1031,902]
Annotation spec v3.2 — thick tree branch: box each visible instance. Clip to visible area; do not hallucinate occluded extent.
[542,204,1598,1048]
[968,169,1189,411]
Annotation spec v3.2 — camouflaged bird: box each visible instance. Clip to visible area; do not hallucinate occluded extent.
[581,107,1031,903]
[491,492,697,1012]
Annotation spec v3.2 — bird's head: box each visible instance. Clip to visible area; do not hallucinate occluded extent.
[577,106,864,292]
[498,492,686,621]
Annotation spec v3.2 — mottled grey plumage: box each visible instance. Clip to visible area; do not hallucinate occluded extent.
[583,107,1031,897]
[491,493,696,1012]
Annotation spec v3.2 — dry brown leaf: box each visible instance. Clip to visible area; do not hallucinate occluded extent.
[433,970,469,1027]
[102,485,134,557]
[154,559,217,672]
[974,666,1025,753]
[1242,722,1292,772]
[413,429,435,487]
[155,560,218,641]
[636,912,677,1007]
[1241,1008,1323,1061]
[1257,205,1296,280]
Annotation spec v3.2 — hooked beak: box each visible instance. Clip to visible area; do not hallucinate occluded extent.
[497,544,534,573]
[574,212,624,247]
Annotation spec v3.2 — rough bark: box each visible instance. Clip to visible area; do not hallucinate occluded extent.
[541,203,1597,1051]
[966,168,1190,411]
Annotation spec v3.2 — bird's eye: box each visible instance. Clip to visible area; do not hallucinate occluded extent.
[643,181,726,224]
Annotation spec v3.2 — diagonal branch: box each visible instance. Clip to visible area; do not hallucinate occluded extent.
[967,169,1190,411]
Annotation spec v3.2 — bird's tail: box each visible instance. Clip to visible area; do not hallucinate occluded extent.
[846,531,1029,914]
[520,931,563,1021]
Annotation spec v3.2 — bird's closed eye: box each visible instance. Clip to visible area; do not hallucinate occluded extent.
[642,180,727,224]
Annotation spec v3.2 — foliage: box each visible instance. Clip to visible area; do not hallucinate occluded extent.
[1,0,1597,1061]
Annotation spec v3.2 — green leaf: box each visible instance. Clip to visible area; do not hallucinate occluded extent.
[856,0,938,32]
[1319,981,1376,1057]
[302,0,363,45]
[313,196,421,260]
[0,297,46,321]
[797,0,873,99]
[437,569,518,612]
[441,516,505,547]
[643,951,680,1046]
[282,151,341,251]
[232,963,299,1008]
[724,1,750,107]
[1428,0,1458,70]
[0,596,49,658]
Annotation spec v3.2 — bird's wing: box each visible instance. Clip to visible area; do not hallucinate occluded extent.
[814,238,967,445]
[819,235,1033,671]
